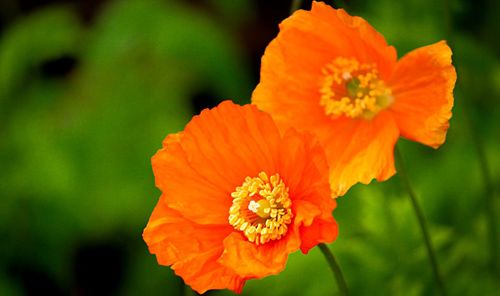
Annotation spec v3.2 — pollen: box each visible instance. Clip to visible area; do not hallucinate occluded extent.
[319,57,393,119]
[228,172,293,245]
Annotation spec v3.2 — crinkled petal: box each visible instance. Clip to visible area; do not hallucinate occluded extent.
[280,2,397,77]
[143,196,244,293]
[278,129,336,204]
[152,101,281,225]
[324,112,400,196]
[299,217,338,254]
[172,248,246,294]
[389,41,456,148]
[219,229,300,278]
[152,141,231,225]
[306,2,397,78]
[292,199,338,253]
[143,195,232,264]
[276,129,338,252]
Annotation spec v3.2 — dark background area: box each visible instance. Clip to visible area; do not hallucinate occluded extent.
[0,0,499,295]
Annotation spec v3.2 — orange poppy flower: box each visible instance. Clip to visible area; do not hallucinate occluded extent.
[143,101,338,293]
[252,1,456,196]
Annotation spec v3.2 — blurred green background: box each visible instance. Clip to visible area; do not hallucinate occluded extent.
[0,0,498,295]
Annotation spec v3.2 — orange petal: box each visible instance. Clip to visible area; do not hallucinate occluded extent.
[161,131,183,147]
[252,34,328,133]
[307,1,397,78]
[280,2,397,77]
[152,141,232,225]
[299,216,338,254]
[292,199,338,253]
[324,112,400,196]
[142,195,232,265]
[389,41,456,148]
[277,129,326,198]
[152,101,282,225]
[172,248,245,294]
[278,129,338,205]
[143,196,244,293]
[276,129,338,252]
[219,230,301,278]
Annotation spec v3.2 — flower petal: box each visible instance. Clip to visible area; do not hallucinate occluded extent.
[306,1,397,78]
[324,112,400,196]
[252,30,330,133]
[152,101,281,225]
[292,199,338,253]
[389,41,456,148]
[152,141,231,225]
[143,196,244,293]
[275,128,338,252]
[277,129,325,197]
[219,229,301,278]
[281,2,397,77]
[172,248,245,294]
[142,195,232,265]
[299,215,338,254]
[161,131,183,147]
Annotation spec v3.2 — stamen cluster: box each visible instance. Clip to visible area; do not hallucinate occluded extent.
[320,57,393,119]
[229,172,293,245]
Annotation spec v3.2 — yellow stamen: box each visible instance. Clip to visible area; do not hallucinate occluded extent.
[228,172,292,245]
[319,57,393,120]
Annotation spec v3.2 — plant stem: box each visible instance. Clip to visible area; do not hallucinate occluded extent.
[395,145,447,296]
[290,0,302,14]
[318,243,349,296]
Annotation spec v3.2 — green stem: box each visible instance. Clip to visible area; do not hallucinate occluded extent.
[395,145,447,296]
[289,0,302,14]
[318,243,349,296]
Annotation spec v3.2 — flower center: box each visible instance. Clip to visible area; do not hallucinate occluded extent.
[228,172,293,245]
[319,57,393,119]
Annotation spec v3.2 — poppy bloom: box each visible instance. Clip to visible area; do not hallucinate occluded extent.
[252,1,456,195]
[143,101,337,293]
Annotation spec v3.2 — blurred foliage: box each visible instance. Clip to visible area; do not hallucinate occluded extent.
[0,0,499,295]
